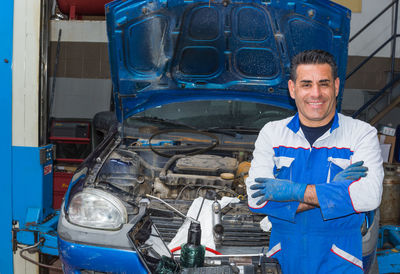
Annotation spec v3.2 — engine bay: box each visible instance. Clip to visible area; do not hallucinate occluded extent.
[82,134,281,273]
[98,147,249,200]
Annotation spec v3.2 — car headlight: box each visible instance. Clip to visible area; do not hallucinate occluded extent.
[67,188,128,230]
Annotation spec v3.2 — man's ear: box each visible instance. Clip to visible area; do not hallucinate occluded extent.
[288,79,296,99]
[335,77,340,97]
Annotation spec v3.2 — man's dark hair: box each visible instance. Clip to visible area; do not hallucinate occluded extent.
[290,49,338,81]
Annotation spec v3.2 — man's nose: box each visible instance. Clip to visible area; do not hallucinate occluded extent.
[309,85,322,98]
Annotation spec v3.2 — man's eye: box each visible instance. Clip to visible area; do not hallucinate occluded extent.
[302,84,311,88]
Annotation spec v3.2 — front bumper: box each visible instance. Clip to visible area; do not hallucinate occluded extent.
[58,205,148,274]
[58,237,147,274]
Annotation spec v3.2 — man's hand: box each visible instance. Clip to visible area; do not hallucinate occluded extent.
[333,161,368,182]
[250,178,307,205]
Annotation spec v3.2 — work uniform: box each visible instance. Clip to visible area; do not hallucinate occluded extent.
[246,112,384,274]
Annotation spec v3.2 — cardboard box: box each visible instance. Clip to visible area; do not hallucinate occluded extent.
[378,125,396,136]
[332,0,362,13]
[378,134,396,163]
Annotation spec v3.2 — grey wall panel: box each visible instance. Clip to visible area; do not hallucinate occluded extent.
[50,77,112,119]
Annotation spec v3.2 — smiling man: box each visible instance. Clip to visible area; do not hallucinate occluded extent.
[246,50,384,273]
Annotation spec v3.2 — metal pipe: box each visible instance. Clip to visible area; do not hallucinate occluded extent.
[346,35,400,80]
[49,29,61,114]
[146,194,200,224]
[352,73,400,118]
[369,95,400,125]
[349,0,396,43]
[39,0,50,145]
[389,0,399,101]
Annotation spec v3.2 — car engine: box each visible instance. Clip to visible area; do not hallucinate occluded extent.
[99,147,250,201]
[90,138,280,273]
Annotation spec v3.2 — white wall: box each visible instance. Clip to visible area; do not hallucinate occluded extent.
[349,0,399,57]
[12,0,41,147]
[12,0,41,271]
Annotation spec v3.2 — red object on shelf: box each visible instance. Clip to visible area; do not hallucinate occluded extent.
[55,158,85,164]
[49,137,90,143]
[53,172,74,209]
[49,119,91,163]
[49,120,90,141]
[57,0,113,19]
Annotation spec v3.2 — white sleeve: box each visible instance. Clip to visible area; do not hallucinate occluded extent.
[246,124,275,209]
[348,125,384,212]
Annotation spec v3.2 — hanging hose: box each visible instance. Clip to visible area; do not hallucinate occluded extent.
[19,238,63,271]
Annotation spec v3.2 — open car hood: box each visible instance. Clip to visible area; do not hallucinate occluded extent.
[106,0,350,122]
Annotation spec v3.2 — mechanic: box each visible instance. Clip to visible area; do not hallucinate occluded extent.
[246,49,384,274]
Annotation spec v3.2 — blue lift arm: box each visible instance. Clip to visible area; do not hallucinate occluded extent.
[377,225,400,273]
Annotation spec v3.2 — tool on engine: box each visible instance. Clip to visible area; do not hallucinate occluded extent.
[177,192,207,268]
[212,198,223,246]
[146,194,200,224]
[204,190,224,247]
[180,222,206,268]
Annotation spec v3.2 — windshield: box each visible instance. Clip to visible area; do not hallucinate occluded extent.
[126,100,295,131]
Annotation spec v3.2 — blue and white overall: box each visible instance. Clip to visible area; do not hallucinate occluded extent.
[246,112,384,274]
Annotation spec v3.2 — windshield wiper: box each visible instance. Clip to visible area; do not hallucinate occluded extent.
[202,127,244,138]
[228,125,260,133]
[129,116,197,130]
[204,126,260,137]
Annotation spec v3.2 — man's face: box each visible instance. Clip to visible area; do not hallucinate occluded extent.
[288,64,339,127]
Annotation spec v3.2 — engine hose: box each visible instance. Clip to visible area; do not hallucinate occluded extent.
[159,154,186,179]
[19,238,62,271]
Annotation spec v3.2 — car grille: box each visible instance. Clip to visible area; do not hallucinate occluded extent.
[151,215,270,247]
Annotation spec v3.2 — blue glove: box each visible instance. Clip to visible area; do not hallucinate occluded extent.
[250,178,307,205]
[333,161,368,182]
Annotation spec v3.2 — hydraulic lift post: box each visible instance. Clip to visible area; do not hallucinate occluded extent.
[0,0,14,273]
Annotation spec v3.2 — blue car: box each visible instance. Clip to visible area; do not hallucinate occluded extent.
[57,0,379,273]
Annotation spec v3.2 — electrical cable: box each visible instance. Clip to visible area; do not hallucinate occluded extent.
[175,184,195,201]
[19,238,63,271]
[195,196,206,221]
[195,185,239,197]
[170,246,222,255]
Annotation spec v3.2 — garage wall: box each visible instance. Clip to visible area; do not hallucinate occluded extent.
[48,21,111,120]
[344,0,400,90]
[348,0,399,58]
[340,0,400,125]
[13,0,41,146]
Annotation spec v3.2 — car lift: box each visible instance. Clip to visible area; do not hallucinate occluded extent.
[0,0,60,273]
[377,225,400,273]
